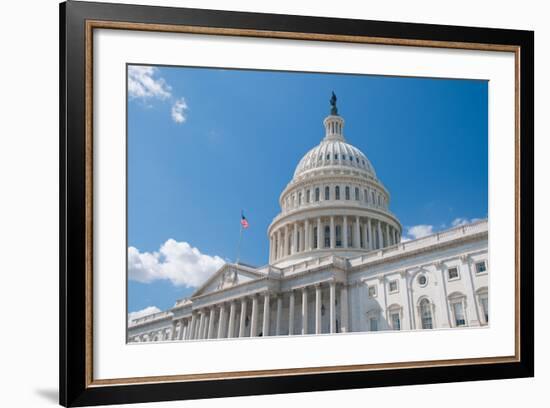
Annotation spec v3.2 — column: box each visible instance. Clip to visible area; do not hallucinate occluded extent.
[288,291,295,335]
[262,293,271,336]
[386,223,391,246]
[284,225,289,257]
[275,295,283,335]
[208,308,216,339]
[269,235,274,263]
[239,298,247,337]
[330,216,335,248]
[340,284,349,332]
[377,220,383,249]
[301,287,309,335]
[354,216,360,248]
[368,218,373,250]
[197,311,205,339]
[363,221,368,249]
[276,230,282,260]
[217,304,227,339]
[171,320,178,340]
[299,224,305,252]
[460,255,481,326]
[292,223,298,254]
[329,281,336,333]
[228,301,237,338]
[316,218,322,249]
[188,313,197,340]
[250,295,258,337]
[343,216,348,248]
[305,219,310,250]
[395,229,399,244]
[177,319,185,340]
[315,284,322,334]
[400,271,412,330]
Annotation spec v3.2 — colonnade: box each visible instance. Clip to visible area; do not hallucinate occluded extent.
[270,216,400,262]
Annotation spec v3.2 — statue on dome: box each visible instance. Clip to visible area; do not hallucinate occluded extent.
[330,91,338,115]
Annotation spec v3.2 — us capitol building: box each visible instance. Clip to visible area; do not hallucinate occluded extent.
[128,95,489,342]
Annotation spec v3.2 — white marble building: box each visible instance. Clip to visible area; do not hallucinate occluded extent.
[128,99,489,343]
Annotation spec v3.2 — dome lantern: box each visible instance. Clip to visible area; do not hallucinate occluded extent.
[323,92,345,142]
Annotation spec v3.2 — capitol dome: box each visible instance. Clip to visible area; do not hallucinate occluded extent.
[267,94,402,267]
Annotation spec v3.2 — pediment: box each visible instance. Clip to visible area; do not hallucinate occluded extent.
[192,264,264,297]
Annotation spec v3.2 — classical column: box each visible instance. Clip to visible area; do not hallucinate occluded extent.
[395,229,399,244]
[262,293,271,336]
[301,287,309,335]
[208,308,216,339]
[198,311,206,339]
[460,255,481,326]
[330,216,335,249]
[362,221,368,249]
[188,313,197,340]
[178,319,185,340]
[367,218,373,250]
[329,281,336,333]
[171,320,178,340]
[217,304,227,339]
[315,284,322,334]
[316,218,322,249]
[340,284,349,332]
[354,216,361,248]
[284,225,289,256]
[386,223,391,246]
[276,230,282,260]
[299,224,305,252]
[288,290,295,335]
[377,221,383,249]
[343,216,348,248]
[292,223,298,254]
[304,219,310,250]
[239,298,247,337]
[250,295,258,337]
[275,295,283,335]
[228,301,237,338]
[269,235,274,263]
[400,271,412,330]
[434,263,451,328]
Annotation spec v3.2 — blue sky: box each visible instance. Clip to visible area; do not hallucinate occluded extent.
[126,64,488,318]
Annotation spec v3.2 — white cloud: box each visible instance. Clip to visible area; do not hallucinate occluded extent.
[128,239,224,288]
[128,66,172,101]
[171,98,188,123]
[128,306,161,322]
[406,224,434,240]
[451,217,481,227]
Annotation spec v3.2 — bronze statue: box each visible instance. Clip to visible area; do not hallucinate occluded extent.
[330,91,338,115]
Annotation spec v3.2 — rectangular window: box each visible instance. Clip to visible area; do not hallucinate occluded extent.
[389,280,398,293]
[315,188,320,202]
[452,302,466,327]
[476,261,487,273]
[313,227,318,249]
[390,313,401,330]
[306,190,310,203]
[369,317,378,331]
[368,285,376,297]
[448,267,459,280]
[355,187,359,200]
[480,296,489,323]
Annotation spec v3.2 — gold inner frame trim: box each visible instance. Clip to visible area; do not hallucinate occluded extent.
[84,19,521,388]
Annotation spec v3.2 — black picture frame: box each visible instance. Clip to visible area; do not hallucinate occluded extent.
[60,1,534,406]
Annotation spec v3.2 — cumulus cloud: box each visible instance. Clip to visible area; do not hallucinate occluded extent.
[171,98,188,123]
[406,224,434,240]
[451,217,481,227]
[128,306,161,322]
[128,66,172,100]
[128,239,225,288]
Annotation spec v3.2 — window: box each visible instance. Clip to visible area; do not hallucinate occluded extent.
[368,285,377,298]
[476,261,487,274]
[324,226,330,248]
[378,195,381,206]
[334,153,338,160]
[420,298,433,329]
[369,317,378,331]
[355,187,359,200]
[298,192,302,205]
[325,186,330,200]
[452,301,466,327]
[448,267,459,280]
[417,274,427,286]
[335,225,342,248]
[371,191,375,203]
[480,295,489,323]
[345,186,350,200]
[306,190,310,203]
[335,186,340,200]
[326,153,330,160]
[390,312,401,330]
[342,154,346,160]
[389,280,398,293]
[313,227,318,249]
[364,189,368,203]
[315,187,320,202]
[356,157,359,163]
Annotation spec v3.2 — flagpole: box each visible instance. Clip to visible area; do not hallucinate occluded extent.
[236,217,243,265]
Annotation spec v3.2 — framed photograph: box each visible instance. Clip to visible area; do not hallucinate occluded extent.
[60,1,534,406]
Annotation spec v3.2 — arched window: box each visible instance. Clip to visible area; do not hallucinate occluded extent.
[335,225,342,247]
[345,186,350,200]
[315,187,320,202]
[324,226,330,248]
[325,186,330,200]
[420,298,433,329]
[355,187,359,200]
[335,186,340,200]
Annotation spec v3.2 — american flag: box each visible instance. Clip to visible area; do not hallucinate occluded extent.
[240,212,249,229]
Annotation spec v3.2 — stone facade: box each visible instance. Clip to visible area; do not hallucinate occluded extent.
[128,104,489,343]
